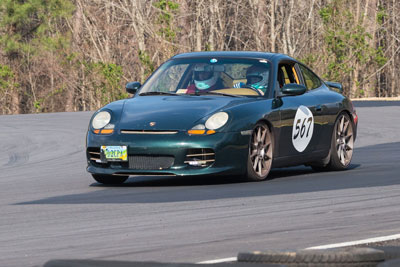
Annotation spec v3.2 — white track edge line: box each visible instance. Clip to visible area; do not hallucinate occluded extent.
[197,257,237,264]
[306,233,400,250]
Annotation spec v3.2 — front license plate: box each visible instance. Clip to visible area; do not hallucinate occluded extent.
[101,146,128,161]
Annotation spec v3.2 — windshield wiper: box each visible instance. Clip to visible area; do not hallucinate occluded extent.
[139,91,178,96]
[195,91,242,98]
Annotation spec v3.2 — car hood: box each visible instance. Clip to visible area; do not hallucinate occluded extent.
[118,95,257,130]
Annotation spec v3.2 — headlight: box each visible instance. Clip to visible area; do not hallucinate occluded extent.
[205,112,229,130]
[92,111,111,129]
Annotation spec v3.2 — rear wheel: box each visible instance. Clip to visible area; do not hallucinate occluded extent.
[246,123,273,181]
[311,112,354,171]
[92,174,128,185]
[330,112,354,169]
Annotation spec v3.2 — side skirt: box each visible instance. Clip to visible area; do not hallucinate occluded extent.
[272,149,329,168]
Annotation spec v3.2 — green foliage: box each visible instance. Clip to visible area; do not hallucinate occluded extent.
[0,0,75,56]
[138,50,155,79]
[153,0,179,42]
[318,0,386,96]
[0,0,73,27]
[0,64,18,91]
[98,63,123,92]
[75,60,127,106]
[300,54,319,67]
[377,5,387,25]
[0,0,75,113]
[32,87,64,112]
[319,6,333,24]
[0,1,397,114]
[375,46,387,67]
[93,62,128,105]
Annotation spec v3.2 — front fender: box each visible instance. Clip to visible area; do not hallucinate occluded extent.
[88,99,127,131]
[223,98,277,132]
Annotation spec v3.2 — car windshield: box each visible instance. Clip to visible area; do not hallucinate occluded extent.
[139,58,272,97]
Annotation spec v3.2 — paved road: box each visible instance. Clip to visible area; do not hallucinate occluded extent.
[0,103,400,267]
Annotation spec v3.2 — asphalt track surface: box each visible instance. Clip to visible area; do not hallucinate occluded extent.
[1,101,400,267]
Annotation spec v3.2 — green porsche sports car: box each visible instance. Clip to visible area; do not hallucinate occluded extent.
[86,51,358,184]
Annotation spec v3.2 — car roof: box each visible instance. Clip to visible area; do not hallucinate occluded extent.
[172,51,295,63]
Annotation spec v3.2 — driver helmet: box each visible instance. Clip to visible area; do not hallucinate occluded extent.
[194,64,218,90]
[246,64,269,90]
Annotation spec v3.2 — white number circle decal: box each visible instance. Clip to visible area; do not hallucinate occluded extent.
[292,105,314,152]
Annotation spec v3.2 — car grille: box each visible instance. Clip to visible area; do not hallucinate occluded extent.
[88,147,174,170]
[129,155,174,170]
[185,148,215,167]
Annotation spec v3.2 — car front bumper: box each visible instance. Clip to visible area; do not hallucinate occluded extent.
[86,130,250,176]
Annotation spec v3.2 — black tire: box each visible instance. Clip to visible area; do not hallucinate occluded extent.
[92,174,128,185]
[370,246,400,260]
[311,112,354,171]
[246,122,273,181]
[378,258,400,267]
[237,248,384,266]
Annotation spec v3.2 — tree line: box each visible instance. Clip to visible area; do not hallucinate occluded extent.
[0,0,399,114]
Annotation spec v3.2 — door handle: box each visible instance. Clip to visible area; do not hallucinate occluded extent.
[315,105,322,112]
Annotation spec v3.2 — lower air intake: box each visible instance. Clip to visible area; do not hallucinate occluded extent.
[185,148,215,167]
[129,155,174,170]
[87,147,101,161]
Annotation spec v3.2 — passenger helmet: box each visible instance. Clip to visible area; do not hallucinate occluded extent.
[246,64,269,90]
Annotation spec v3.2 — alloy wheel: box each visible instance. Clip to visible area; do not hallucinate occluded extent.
[335,114,354,166]
[249,124,273,178]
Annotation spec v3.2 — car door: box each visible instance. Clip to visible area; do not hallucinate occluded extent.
[297,63,331,153]
[275,62,322,159]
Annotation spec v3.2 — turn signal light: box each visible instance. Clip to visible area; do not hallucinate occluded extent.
[187,129,216,135]
[93,129,114,134]
[100,129,114,134]
[188,129,206,135]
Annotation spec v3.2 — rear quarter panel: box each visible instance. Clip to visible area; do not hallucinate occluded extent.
[312,85,355,147]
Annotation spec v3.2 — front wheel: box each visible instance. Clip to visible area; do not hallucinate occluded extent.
[246,123,273,181]
[92,174,128,185]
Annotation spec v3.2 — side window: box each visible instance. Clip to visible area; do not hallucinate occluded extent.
[278,63,300,88]
[299,64,322,90]
[153,64,189,92]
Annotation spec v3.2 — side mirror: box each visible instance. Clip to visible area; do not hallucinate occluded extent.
[325,81,343,94]
[126,82,141,94]
[281,83,307,96]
